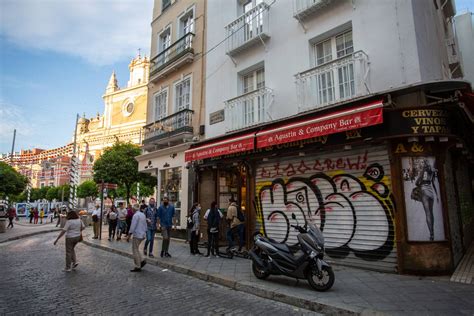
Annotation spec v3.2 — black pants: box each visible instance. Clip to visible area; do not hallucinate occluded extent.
[190,231,200,254]
[108,219,117,239]
[207,230,219,255]
[7,217,14,228]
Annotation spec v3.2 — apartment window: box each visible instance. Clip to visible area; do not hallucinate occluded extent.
[175,77,191,111]
[243,0,264,41]
[336,31,353,58]
[154,89,168,121]
[312,29,354,103]
[159,27,171,53]
[179,8,194,36]
[162,0,171,12]
[241,67,265,126]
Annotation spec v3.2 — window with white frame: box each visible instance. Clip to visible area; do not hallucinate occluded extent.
[241,67,265,126]
[179,8,194,36]
[159,27,171,63]
[154,89,168,121]
[175,77,191,111]
[242,0,264,42]
[312,30,355,103]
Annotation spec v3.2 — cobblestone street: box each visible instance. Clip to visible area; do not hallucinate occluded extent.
[0,232,317,315]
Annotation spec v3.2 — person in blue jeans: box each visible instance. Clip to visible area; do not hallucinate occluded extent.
[144,198,158,258]
[226,199,245,251]
[157,196,175,258]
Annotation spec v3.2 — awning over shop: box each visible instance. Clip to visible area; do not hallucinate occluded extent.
[256,100,384,149]
[185,133,255,162]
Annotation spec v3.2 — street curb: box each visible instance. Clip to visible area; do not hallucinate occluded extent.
[81,240,360,315]
[0,228,61,244]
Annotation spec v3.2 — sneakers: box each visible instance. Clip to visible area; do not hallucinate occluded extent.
[72,263,79,270]
[63,268,72,272]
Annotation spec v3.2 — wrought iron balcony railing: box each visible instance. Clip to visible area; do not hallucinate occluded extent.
[225,87,273,132]
[150,33,195,78]
[295,51,370,113]
[293,0,332,20]
[143,109,194,144]
[225,2,270,56]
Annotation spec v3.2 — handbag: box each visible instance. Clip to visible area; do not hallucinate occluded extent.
[411,186,422,202]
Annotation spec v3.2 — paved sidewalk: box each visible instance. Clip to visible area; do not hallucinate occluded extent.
[0,220,60,243]
[82,227,474,315]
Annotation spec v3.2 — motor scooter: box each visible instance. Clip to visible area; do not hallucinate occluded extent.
[248,213,334,291]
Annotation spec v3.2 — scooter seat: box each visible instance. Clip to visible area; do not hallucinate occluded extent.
[270,242,291,253]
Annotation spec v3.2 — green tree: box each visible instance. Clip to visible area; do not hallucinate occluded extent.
[93,142,156,203]
[77,180,98,200]
[45,186,59,201]
[0,161,28,199]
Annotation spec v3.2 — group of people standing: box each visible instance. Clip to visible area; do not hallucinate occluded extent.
[187,198,245,258]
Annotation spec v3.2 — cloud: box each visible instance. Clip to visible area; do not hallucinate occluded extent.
[0,0,153,66]
[0,100,34,147]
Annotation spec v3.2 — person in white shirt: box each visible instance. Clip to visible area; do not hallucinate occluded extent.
[91,205,101,239]
[54,211,85,272]
[116,202,128,240]
[127,204,147,272]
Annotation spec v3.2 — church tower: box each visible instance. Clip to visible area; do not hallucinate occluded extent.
[127,51,150,88]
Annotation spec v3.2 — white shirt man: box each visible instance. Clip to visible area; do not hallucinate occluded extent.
[127,206,147,272]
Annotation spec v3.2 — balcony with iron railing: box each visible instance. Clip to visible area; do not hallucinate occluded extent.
[225,87,273,132]
[293,0,332,20]
[150,33,195,81]
[143,109,194,148]
[295,51,370,113]
[225,2,270,56]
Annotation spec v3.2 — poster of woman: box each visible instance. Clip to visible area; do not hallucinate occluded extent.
[402,157,445,241]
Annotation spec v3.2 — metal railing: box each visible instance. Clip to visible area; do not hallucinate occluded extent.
[225,87,273,132]
[295,51,370,112]
[225,2,270,55]
[150,33,195,77]
[144,109,194,142]
[293,0,332,19]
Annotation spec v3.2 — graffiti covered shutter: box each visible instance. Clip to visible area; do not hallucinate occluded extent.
[255,145,397,272]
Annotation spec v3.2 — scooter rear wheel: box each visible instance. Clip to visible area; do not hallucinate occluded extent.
[307,266,334,291]
[252,261,270,280]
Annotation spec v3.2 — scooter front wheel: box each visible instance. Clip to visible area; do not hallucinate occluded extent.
[307,266,334,291]
[252,261,270,280]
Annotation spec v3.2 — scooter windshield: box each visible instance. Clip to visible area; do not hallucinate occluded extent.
[308,224,324,247]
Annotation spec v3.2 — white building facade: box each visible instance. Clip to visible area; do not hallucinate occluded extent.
[186,0,474,274]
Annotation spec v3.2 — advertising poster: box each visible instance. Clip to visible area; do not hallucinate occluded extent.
[402,156,445,241]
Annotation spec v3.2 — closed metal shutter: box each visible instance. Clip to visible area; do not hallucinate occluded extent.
[255,144,397,272]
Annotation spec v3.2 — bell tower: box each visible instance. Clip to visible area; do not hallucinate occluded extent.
[127,49,150,88]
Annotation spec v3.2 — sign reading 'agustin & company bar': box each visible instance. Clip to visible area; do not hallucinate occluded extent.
[385,107,452,137]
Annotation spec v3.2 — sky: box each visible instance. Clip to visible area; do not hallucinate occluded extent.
[0,0,473,154]
[0,0,153,154]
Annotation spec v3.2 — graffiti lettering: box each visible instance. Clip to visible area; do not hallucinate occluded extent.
[255,163,395,262]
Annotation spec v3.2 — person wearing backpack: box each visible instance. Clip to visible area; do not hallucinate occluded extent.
[204,201,223,257]
[226,198,245,252]
[189,203,202,255]
[107,206,118,241]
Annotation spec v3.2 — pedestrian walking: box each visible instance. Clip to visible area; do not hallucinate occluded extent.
[143,198,158,258]
[204,202,223,257]
[157,197,175,258]
[127,204,147,272]
[117,202,127,240]
[91,205,101,239]
[53,211,85,272]
[107,206,118,241]
[39,208,44,224]
[29,208,34,223]
[226,199,245,251]
[7,207,16,229]
[33,208,39,224]
[189,203,202,255]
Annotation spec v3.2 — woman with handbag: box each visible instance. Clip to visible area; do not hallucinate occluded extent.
[415,159,439,241]
[53,211,85,272]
